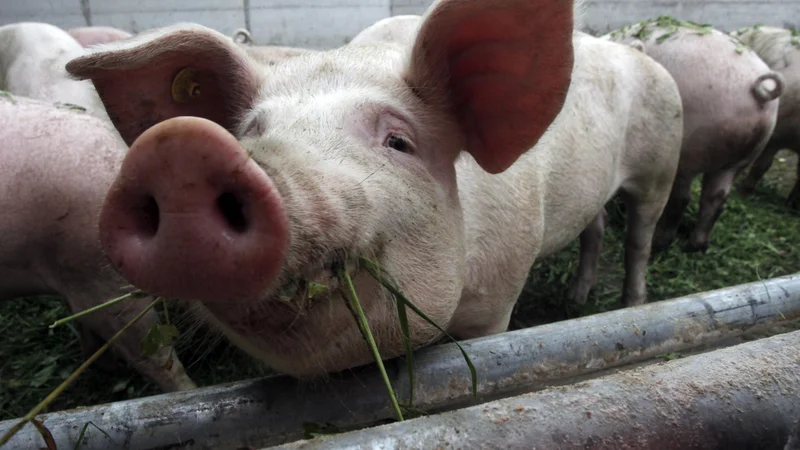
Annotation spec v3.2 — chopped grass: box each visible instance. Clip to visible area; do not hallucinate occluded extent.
[0,298,160,446]
[1,151,798,422]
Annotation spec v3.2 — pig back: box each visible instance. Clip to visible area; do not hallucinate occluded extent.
[643,28,779,159]
[0,96,124,298]
[0,22,107,120]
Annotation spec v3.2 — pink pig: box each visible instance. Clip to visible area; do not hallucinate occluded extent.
[604,20,784,251]
[229,28,316,66]
[0,95,195,392]
[65,0,681,377]
[67,26,133,47]
[0,22,108,120]
[732,26,800,208]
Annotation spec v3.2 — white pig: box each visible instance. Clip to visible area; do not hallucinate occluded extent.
[731,26,800,208]
[349,15,422,46]
[67,26,133,47]
[0,22,108,120]
[604,18,784,251]
[0,94,196,392]
[65,0,681,378]
[230,28,317,66]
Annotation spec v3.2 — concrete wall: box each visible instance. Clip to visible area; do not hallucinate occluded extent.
[1,0,798,48]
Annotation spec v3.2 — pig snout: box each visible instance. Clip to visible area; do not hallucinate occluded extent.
[99,117,289,303]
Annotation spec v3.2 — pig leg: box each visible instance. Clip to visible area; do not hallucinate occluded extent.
[567,209,607,304]
[652,173,694,252]
[688,169,737,252]
[620,190,669,307]
[739,142,781,196]
[73,320,121,370]
[64,289,197,392]
[789,152,800,209]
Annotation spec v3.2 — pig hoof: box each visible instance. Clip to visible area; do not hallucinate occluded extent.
[737,182,756,197]
[684,241,709,254]
[788,196,800,210]
[651,237,674,253]
[622,295,646,307]
[567,282,593,305]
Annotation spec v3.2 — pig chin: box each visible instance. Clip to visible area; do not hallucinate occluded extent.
[196,269,396,377]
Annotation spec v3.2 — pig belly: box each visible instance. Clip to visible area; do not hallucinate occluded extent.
[537,164,618,259]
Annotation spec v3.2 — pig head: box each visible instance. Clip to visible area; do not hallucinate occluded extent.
[66,0,574,377]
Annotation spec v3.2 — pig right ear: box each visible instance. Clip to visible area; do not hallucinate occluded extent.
[406,0,574,174]
[66,23,262,146]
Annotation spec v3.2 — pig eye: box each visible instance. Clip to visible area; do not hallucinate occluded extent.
[384,134,413,154]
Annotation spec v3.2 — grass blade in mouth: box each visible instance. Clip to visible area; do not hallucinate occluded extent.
[0,297,161,446]
[49,290,148,329]
[394,286,414,405]
[335,265,405,422]
[359,257,478,399]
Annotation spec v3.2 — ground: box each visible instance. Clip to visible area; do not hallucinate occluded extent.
[0,151,798,422]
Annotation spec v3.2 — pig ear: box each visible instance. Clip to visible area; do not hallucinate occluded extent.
[66,23,262,146]
[406,0,574,174]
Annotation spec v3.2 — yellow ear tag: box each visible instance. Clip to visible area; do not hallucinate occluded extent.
[171,68,201,103]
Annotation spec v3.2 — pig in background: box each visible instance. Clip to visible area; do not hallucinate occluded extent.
[731,26,800,208]
[603,17,784,252]
[230,28,317,66]
[0,22,108,121]
[64,0,680,378]
[67,26,133,47]
[0,95,196,392]
[348,15,422,47]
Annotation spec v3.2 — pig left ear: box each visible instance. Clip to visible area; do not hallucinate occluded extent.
[66,23,262,146]
[406,0,574,174]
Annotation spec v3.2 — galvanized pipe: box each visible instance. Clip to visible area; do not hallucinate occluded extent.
[271,329,800,450]
[1,273,798,449]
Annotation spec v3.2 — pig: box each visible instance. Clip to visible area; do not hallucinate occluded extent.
[349,15,422,46]
[242,45,317,67]
[0,22,108,120]
[0,94,196,392]
[67,26,133,47]
[603,18,784,252]
[232,28,253,45]
[230,27,316,66]
[731,26,800,208]
[65,0,681,378]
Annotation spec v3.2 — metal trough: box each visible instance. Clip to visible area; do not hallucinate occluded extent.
[270,328,800,450]
[1,273,798,449]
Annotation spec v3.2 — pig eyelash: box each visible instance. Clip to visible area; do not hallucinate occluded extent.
[383,133,414,154]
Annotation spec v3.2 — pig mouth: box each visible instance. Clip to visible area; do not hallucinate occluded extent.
[211,252,366,332]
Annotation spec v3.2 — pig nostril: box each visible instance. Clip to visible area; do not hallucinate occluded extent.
[136,195,160,238]
[217,192,248,233]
